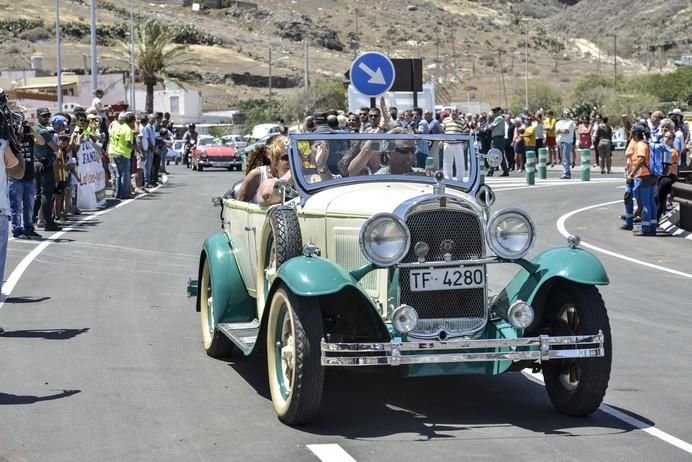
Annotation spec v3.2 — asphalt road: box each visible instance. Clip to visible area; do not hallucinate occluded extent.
[1,164,691,462]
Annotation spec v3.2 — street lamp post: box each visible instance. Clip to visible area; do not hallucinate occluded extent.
[130,0,136,111]
[56,0,63,112]
[268,47,272,121]
[524,20,529,111]
[90,0,97,91]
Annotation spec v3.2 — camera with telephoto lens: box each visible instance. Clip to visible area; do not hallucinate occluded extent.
[0,88,24,154]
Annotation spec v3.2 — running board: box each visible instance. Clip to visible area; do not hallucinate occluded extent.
[217,320,260,356]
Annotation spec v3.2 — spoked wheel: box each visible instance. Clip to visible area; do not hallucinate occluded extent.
[199,258,234,358]
[266,283,324,425]
[543,283,612,416]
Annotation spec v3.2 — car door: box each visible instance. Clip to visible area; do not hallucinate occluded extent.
[224,201,258,296]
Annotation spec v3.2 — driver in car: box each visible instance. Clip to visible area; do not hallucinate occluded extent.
[374,139,424,175]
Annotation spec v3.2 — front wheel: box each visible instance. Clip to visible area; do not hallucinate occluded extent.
[199,257,234,358]
[542,283,612,416]
[266,284,324,425]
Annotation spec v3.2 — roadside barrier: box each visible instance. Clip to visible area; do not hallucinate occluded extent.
[537,148,547,179]
[581,149,591,181]
[526,150,536,185]
[672,182,692,231]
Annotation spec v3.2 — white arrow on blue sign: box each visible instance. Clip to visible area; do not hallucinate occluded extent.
[349,51,396,97]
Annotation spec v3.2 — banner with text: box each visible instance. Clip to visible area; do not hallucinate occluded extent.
[76,140,107,207]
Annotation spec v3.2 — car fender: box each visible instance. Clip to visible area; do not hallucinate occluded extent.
[265,256,389,337]
[197,232,255,324]
[491,247,608,330]
[272,256,366,297]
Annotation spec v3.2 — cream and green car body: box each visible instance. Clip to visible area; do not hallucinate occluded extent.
[194,133,612,425]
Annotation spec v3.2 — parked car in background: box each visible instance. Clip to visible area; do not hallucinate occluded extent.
[192,132,612,425]
[192,138,242,171]
[167,139,185,165]
[249,123,282,143]
[222,134,248,150]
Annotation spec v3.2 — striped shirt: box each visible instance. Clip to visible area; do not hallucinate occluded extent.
[442,116,470,143]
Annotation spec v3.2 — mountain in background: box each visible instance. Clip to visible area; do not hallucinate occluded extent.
[0,0,689,112]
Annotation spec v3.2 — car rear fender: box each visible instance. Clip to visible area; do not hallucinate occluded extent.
[491,247,609,333]
[196,232,256,325]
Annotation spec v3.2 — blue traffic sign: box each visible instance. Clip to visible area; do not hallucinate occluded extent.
[349,52,396,97]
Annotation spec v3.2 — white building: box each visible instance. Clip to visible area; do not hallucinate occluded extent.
[134,88,202,122]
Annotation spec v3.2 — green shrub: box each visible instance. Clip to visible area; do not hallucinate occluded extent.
[0,18,45,36]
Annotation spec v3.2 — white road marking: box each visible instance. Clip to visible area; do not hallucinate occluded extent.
[521,370,692,455]
[0,182,164,309]
[307,444,357,462]
[556,200,692,279]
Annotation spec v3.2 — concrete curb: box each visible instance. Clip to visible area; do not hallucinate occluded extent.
[659,205,692,241]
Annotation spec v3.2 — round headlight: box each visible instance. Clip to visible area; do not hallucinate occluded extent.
[359,213,410,267]
[507,301,534,329]
[486,208,535,260]
[391,305,418,333]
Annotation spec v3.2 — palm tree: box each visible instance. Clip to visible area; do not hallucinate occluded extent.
[119,19,195,113]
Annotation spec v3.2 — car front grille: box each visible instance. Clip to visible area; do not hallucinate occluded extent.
[399,207,486,337]
[208,156,238,162]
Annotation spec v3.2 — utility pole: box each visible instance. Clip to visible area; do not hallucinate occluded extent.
[268,47,272,121]
[56,0,63,112]
[304,39,309,90]
[130,0,136,111]
[612,33,617,85]
[498,49,508,109]
[90,0,97,91]
[524,22,529,111]
[353,8,359,59]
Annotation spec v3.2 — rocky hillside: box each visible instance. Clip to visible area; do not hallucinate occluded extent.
[0,0,689,111]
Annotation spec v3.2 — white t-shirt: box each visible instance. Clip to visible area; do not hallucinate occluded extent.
[555,119,575,145]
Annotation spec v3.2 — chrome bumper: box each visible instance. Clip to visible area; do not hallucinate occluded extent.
[200,160,240,167]
[321,331,605,366]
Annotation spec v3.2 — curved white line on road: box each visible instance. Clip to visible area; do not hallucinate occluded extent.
[556,200,692,279]
[0,183,164,310]
[522,370,692,455]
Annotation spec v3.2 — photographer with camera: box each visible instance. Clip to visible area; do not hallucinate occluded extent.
[8,118,44,239]
[0,89,26,315]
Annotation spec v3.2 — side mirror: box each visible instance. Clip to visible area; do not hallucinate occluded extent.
[484,148,503,169]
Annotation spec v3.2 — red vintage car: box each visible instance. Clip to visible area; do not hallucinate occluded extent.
[192,137,242,171]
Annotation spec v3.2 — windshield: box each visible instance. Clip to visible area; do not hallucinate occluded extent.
[198,137,218,146]
[289,133,480,197]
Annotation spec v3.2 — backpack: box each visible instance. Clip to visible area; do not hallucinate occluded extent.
[648,141,665,177]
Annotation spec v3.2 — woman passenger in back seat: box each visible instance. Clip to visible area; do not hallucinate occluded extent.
[236,135,290,206]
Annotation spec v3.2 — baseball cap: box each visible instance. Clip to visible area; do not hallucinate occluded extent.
[50,115,68,128]
[441,110,450,118]
[37,107,51,117]
[631,124,646,134]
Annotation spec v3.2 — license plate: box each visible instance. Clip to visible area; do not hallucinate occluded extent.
[409,266,485,292]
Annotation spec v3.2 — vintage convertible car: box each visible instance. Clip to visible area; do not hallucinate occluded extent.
[192,137,242,171]
[193,133,612,425]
